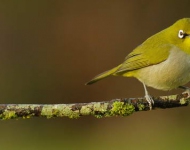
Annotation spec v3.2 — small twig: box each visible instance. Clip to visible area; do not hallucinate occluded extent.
[0,93,189,120]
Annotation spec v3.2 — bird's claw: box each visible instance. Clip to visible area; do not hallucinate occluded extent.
[179,86,190,97]
[145,94,154,110]
[183,88,190,97]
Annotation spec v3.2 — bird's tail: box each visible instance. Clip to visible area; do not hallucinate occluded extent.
[86,65,121,85]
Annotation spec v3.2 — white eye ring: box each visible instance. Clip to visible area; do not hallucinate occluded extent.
[178,30,184,39]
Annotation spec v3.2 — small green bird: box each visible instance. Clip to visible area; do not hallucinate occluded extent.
[86,18,190,109]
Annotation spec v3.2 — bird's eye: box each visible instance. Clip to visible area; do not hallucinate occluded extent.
[178,30,185,39]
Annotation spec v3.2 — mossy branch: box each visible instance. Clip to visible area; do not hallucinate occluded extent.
[0,93,189,120]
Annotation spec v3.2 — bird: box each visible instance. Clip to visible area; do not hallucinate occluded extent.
[86,18,190,109]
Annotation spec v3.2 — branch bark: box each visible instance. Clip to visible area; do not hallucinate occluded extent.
[0,93,189,120]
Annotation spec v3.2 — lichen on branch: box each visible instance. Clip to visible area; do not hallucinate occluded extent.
[0,93,189,120]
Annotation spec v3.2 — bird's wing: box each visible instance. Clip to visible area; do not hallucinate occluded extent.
[115,44,171,74]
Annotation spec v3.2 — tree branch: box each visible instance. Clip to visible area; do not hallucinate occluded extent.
[0,93,189,120]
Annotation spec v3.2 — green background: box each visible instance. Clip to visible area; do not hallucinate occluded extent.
[0,1,190,150]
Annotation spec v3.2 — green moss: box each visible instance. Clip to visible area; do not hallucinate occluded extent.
[93,103,108,112]
[68,113,80,119]
[41,105,54,118]
[41,105,81,119]
[55,105,80,119]
[180,98,186,105]
[1,110,17,120]
[137,103,145,111]
[22,115,32,119]
[80,105,92,115]
[94,113,104,118]
[91,103,109,118]
[110,101,135,116]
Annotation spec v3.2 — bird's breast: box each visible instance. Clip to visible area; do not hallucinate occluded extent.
[134,47,190,90]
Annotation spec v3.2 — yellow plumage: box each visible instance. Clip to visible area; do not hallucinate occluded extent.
[86,18,190,109]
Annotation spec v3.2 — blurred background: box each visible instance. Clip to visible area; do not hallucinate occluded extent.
[0,0,190,150]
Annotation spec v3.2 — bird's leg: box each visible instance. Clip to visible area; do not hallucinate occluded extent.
[143,83,154,110]
[178,86,190,97]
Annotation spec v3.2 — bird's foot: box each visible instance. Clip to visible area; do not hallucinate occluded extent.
[183,88,190,97]
[179,86,190,97]
[145,94,154,110]
[143,83,154,110]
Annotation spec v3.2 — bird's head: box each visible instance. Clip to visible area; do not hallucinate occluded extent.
[168,18,190,54]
